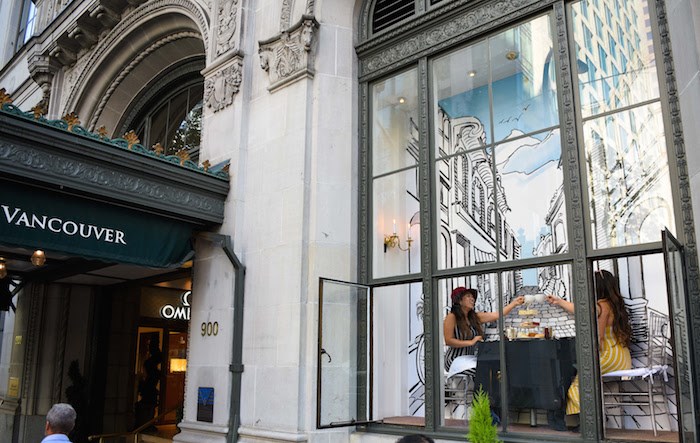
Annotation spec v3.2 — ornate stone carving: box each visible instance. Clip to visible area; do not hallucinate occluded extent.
[203,56,243,112]
[64,0,210,113]
[27,52,61,109]
[258,15,318,92]
[215,0,239,56]
[280,0,292,30]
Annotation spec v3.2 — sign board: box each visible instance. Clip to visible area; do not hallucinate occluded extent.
[197,387,214,422]
[0,181,194,268]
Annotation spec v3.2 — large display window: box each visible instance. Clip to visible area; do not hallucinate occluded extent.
[317,0,697,441]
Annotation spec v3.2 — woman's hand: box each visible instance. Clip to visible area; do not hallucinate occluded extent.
[470,336,484,346]
[513,295,525,306]
[546,294,575,314]
[546,294,562,306]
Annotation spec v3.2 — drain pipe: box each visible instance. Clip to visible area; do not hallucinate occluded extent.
[196,233,245,443]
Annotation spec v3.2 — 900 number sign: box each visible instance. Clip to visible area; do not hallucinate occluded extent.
[201,321,219,337]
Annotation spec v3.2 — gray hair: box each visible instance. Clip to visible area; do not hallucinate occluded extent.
[46,403,76,434]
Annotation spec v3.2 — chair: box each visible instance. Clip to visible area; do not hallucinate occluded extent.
[602,309,672,436]
[444,355,477,421]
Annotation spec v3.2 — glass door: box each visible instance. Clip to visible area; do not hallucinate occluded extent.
[135,327,164,428]
[317,278,372,428]
[662,229,697,442]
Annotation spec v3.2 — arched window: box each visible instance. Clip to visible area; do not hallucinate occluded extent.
[129,79,204,162]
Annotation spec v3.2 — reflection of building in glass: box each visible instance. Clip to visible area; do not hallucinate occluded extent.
[574,0,673,248]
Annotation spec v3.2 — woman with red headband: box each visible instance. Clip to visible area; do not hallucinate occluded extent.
[444,287,525,371]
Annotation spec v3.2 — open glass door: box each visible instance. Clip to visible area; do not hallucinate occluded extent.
[317,278,373,428]
[662,229,697,442]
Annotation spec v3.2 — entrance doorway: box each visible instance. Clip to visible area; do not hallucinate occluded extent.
[134,325,188,427]
[134,282,191,433]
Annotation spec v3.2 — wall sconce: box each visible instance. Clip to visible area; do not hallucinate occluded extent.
[170,358,187,373]
[384,220,413,253]
[0,259,6,279]
[31,250,46,266]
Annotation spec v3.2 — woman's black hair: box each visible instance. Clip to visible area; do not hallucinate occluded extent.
[594,269,632,347]
[450,288,483,338]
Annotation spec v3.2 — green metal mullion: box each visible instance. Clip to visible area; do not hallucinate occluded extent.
[432,252,576,278]
[358,81,371,423]
[417,55,437,431]
[359,81,371,285]
[555,2,601,441]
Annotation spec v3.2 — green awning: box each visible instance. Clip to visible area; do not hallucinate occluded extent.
[1,181,194,268]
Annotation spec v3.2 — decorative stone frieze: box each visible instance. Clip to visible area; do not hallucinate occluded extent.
[203,55,243,112]
[215,0,239,56]
[258,15,319,92]
[357,0,552,79]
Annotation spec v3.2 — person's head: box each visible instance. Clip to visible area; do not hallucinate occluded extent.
[594,269,632,346]
[450,287,478,310]
[449,287,482,337]
[45,403,76,436]
[396,434,435,443]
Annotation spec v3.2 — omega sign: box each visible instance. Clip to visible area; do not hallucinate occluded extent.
[161,291,191,320]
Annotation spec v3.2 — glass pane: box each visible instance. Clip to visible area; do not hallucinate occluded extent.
[165,90,189,155]
[489,14,559,142]
[433,40,492,153]
[496,129,567,260]
[148,102,169,150]
[438,273,499,429]
[373,169,421,279]
[373,283,425,426]
[585,103,674,248]
[500,264,576,433]
[572,0,660,118]
[318,279,370,427]
[171,99,203,162]
[663,231,697,442]
[432,15,558,157]
[594,254,680,441]
[436,149,496,270]
[372,69,419,176]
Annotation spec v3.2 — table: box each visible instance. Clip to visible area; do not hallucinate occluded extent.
[474,338,577,412]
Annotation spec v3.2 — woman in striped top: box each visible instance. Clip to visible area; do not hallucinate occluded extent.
[547,269,632,417]
[444,287,525,372]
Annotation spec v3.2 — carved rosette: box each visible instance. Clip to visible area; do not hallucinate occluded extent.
[203,56,243,112]
[258,15,319,92]
[215,0,239,56]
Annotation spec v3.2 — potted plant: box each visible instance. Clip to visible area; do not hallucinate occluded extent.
[467,388,501,443]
